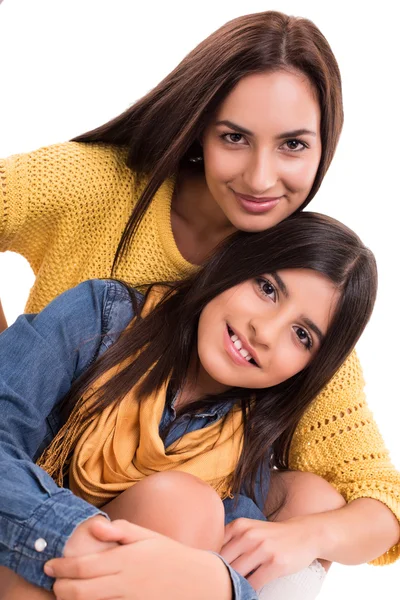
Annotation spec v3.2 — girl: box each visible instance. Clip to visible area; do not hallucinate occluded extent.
[0,213,397,600]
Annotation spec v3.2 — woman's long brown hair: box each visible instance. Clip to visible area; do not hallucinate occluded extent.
[72,11,343,273]
[59,212,377,501]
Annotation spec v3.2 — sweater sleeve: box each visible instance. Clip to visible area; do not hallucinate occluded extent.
[0,152,29,251]
[289,351,400,566]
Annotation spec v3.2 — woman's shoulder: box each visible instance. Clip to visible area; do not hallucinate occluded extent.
[3,141,132,180]
[0,142,137,236]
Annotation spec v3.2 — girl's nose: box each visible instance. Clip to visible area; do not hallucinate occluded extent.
[250,315,282,350]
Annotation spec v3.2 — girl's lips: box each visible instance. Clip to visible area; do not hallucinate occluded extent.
[223,325,258,368]
[233,192,281,214]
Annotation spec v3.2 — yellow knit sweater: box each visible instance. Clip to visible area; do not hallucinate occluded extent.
[1,142,399,565]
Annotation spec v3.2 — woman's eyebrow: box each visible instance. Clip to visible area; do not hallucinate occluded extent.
[277,129,317,139]
[215,119,254,136]
[215,121,317,140]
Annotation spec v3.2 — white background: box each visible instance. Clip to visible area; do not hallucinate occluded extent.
[0,1,399,597]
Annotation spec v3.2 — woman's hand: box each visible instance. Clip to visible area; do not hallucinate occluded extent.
[45,519,232,600]
[221,517,321,590]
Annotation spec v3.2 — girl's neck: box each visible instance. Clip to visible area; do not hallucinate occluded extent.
[171,170,236,265]
[173,352,229,410]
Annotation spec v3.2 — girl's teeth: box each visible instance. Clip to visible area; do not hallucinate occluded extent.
[230,331,253,362]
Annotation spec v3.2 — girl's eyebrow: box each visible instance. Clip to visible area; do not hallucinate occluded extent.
[215,120,317,139]
[271,271,288,298]
[303,317,324,344]
[271,272,324,343]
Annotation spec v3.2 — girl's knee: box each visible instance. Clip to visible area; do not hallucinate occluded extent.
[104,471,225,551]
[267,470,346,521]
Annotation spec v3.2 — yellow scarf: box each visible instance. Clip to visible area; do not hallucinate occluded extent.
[38,289,244,508]
[68,378,244,507]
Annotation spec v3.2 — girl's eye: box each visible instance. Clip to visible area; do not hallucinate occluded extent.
[283,139,307,152]
[256,278,277,302]
[222,133,246,145]
[293,326,313,350]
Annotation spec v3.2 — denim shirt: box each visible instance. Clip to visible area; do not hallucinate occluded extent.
[0,279,264,599]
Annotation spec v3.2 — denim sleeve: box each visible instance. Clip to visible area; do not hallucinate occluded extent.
[211,554,257,600]
[0,279,133,590]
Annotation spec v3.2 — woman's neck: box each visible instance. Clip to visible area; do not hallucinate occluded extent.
[171,170,236,265]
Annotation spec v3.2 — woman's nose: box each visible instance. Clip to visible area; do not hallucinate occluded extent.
[243,152,278,195]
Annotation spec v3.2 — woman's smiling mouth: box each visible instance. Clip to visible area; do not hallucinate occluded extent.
[232,191,282,214]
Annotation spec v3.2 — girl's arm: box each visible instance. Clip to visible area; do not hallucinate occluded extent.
[0,279,134,591]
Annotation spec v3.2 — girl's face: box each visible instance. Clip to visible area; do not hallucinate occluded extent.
[196,269,339,393]
[201,70,322,232]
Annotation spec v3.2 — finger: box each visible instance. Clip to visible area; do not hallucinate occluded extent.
[53,573,122,600]
[89,518,161,545]
[223,518,251,545]
[247,561,285,590]
[223,522,234,545]
[229,548,266,578]
[45,552,120,580]
[220,532,252,564]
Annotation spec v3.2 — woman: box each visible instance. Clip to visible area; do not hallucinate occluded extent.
[1,212,395,600]
[0,10,339,316]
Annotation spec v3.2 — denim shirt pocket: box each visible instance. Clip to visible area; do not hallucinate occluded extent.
[33,407,61,462]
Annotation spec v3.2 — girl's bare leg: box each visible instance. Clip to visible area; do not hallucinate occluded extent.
[0,567,54,600]
[265,470,346,571]
[103,471,226,552]
[1,472,225,599]
[255,471,346,599]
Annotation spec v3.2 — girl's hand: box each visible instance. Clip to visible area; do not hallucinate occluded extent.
[45,519,232,600]
[221,517,321,590]
[63,515,117,557]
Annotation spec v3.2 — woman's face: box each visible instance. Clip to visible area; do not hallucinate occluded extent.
[196,269,339,393]
[201,70,322,232]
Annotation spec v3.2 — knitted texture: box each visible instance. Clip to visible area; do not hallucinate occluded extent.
[1,142,399,565]
[0,142,192,313]
[291,351,400,565]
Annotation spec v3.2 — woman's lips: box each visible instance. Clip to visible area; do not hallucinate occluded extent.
[223,325,258,368]
[233,191,281,214]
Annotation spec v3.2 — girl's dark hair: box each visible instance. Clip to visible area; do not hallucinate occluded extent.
[72,11,343,272]
[61,212,377,501]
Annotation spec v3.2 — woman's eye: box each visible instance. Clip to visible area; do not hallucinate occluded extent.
[222,133,246,145]
[256,278,277,302]
[293,326,313,350]
[283,139,307,152]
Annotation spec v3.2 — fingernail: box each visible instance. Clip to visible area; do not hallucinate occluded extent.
[44,564,54,577]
